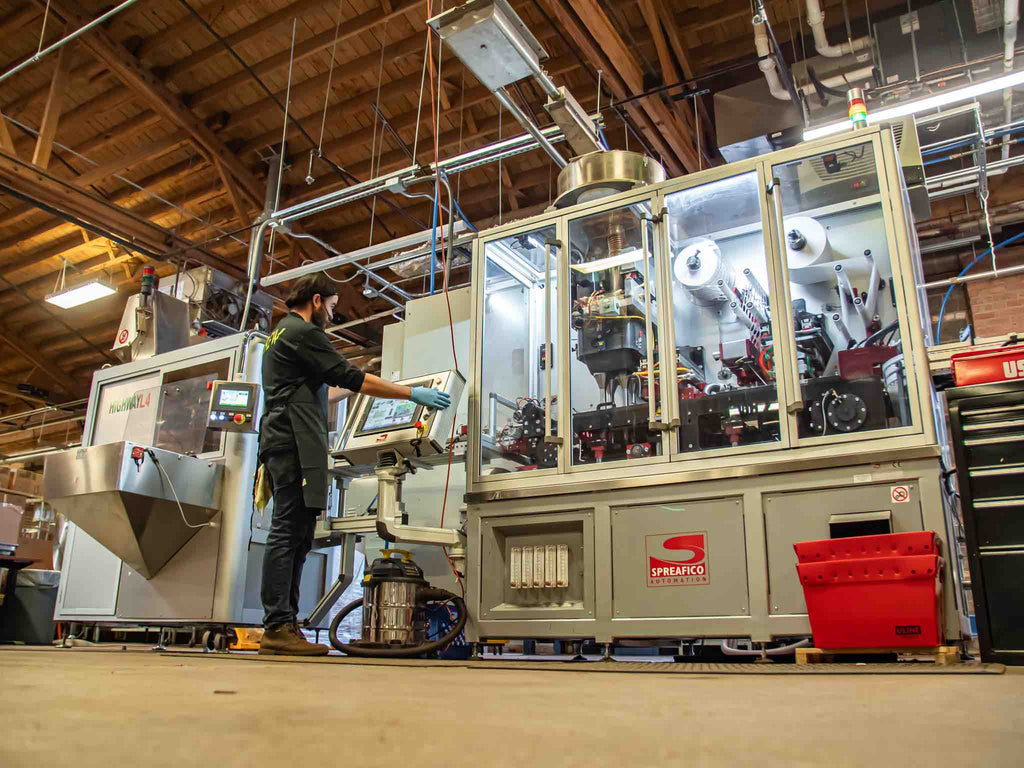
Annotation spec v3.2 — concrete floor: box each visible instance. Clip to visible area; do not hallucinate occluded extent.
[2,648,1023,767]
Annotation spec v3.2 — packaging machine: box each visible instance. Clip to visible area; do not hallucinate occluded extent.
[466,129,970,647]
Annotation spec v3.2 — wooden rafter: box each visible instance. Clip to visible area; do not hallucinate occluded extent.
[40,0,266,206]
[0,321,82,395]
[0,110,15,156]
[32,41,71,169]
[214,156,251,227]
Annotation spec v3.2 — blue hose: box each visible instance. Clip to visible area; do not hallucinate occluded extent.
[448,190,478,232]
[936,229,1024,340]
[597,126,610,150]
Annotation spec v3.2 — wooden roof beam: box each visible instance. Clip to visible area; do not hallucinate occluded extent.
[41,0,267,209]
[0,321,84,396]
[31,42,71,170]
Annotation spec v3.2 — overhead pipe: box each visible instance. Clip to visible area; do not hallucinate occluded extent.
[805,0,871,58]
[753,16,791,101]
[754,16,872,101]
[1003,0,1020,159]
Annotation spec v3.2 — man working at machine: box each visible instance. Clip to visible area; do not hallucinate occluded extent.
[258,273,452,656]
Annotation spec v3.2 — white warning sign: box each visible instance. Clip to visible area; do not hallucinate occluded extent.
[890,485,911,504]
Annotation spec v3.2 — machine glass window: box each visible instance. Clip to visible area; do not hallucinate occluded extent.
[155,359,230,455]
[568,202,660,465]
[479,225,558,474]
[666,171,781,453]
[772,141,913,438]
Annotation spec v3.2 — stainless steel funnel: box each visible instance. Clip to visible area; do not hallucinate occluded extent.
[43,441,224,579]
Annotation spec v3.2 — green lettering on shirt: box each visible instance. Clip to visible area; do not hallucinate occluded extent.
[267,327,286,348]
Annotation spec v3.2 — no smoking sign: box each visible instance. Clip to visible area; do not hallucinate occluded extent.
[890,485,911,504]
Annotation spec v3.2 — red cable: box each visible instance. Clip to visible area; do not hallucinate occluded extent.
[424,9,463,597]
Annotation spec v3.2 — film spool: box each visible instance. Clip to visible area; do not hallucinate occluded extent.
[785,217,833,269]
[674,238,735,305]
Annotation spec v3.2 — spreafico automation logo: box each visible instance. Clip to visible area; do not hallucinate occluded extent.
[646,532,709,587]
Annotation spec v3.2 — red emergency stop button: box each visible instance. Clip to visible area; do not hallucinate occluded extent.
[206,381,213,390]
[414,421,424,430]
[233,414,245,424]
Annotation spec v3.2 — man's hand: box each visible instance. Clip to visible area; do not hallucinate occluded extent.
[410,387,452,410]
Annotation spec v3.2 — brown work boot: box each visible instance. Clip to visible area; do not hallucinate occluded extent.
[258,624,330,656]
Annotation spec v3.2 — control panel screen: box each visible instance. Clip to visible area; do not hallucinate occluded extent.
[360,397,419,433]
[218,388,250,408]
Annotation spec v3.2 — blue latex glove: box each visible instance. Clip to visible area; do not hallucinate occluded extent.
[410,386,452,410]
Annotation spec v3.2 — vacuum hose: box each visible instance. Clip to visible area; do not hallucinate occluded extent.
[328,588,468,658]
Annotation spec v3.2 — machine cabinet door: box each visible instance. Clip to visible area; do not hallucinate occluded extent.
[660,169,791,459]
[565,198,668,468]
[476,225,561,477]
[765,135,924,445]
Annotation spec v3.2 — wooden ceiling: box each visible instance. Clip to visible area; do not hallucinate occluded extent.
[0,0,993,457]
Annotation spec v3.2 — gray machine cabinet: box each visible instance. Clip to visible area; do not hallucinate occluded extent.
[764,482,923,616]
[611,498,748,619]
[479,511,594,621]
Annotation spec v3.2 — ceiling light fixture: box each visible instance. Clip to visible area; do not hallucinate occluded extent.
[802,69,1024,141]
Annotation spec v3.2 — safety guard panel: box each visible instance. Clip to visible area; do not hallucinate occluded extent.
[478,511,593,621]
[610,498,748,619]
[764,482,924,615]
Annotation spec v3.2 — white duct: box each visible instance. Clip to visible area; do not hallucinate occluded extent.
[805,0,871,58]
[1003,0,1020,159]
[754,15,872,101]
[754,16,791,101]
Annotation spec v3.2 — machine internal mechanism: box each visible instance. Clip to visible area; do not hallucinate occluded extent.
[328,550,467,658]
[496,398,558,469]
[569,207,659,463]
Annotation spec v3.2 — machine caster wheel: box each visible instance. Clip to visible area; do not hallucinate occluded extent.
[92,625,101,643]
[213,633,228,652]
[202,630,214,651]
[159,628,174,648]
[188,629,198,648]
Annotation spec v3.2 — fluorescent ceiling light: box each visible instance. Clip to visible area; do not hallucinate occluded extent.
[45,279,116,309]
[803,69,1024,141]
[571,249,644,273]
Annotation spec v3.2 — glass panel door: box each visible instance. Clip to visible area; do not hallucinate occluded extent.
[478,225,558,474]
[665,171,783,454]
[770,139,914,439]
[567,201,662,466]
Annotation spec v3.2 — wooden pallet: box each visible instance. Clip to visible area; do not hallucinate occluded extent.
[796,646,961,666]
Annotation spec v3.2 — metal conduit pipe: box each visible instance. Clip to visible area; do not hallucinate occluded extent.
[494,87,567,168]
[239,116,598,323]
[0,0,142,86]
[805,0,871,58]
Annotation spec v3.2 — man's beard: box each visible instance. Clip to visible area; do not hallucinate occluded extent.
[313,304,330,329]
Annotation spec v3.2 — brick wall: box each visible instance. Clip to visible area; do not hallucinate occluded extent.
[967,272,1024,337]
[960,246,1024,338]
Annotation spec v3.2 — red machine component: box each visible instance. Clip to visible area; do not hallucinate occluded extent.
[626,442,652,459]
[797,554,943,649]
[951,344,1024,386]
[837,346,899,380]
[794,531,938,563]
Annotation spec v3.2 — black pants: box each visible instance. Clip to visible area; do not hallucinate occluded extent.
[261,450,320,628]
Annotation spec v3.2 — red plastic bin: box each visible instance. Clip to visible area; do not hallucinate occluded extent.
[797,554,943,649]
[951,343,1024,386]
[794,531,938,564]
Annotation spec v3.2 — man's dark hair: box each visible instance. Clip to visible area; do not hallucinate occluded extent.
[284,273,339,309]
